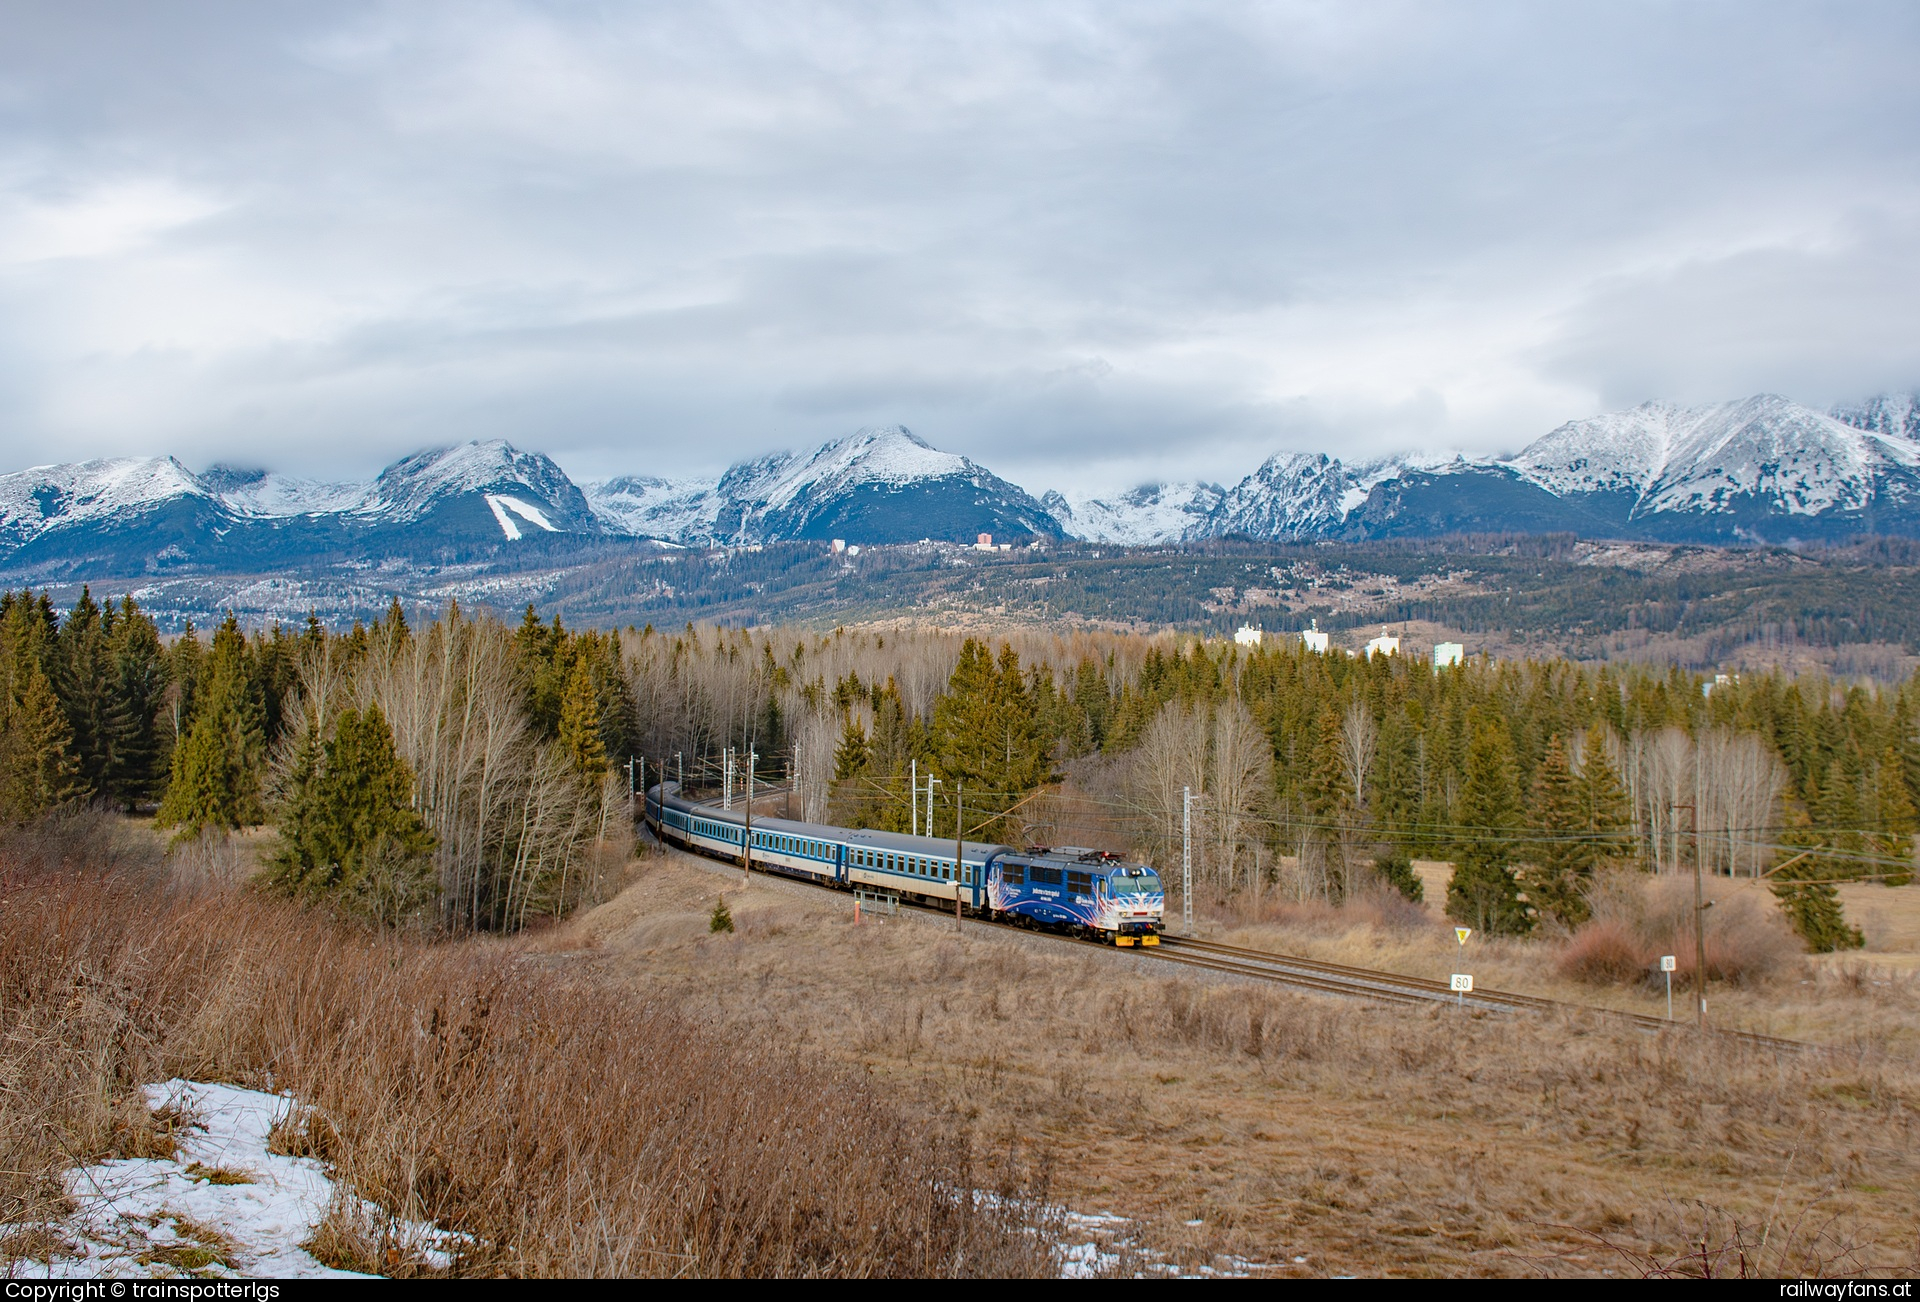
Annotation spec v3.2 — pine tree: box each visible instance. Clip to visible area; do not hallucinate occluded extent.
[1448,717,1532,934]
[1304,707,1355,897]
[163,620,203,758]
[709,896,735,934]
[833,716,872,781]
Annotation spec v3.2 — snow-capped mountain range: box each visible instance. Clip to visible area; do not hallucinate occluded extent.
[585,425,1057,546]
[1048,393,1920,545]
[2,395,1917,579]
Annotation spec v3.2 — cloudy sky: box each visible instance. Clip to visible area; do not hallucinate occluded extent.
[1,2,1916,494]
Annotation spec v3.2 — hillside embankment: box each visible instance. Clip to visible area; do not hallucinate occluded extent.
[542,840,1920,1277]
[0,815,1051,1278]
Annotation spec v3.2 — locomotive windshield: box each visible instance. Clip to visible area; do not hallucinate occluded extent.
[1108,867,1161,895]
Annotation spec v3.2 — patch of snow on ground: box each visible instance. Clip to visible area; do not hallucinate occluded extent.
[1051,1208,1275,1278]
[5,1080,460,1279]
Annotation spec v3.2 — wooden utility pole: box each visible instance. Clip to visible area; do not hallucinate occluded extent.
[1675,801,1707,1027]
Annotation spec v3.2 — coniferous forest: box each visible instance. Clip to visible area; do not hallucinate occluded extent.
[5,587,1915,948]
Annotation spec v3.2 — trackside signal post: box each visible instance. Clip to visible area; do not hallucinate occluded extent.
[742,748,756,884]
[1182,787,1204,934]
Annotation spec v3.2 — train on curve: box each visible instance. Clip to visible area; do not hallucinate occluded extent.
[645,781,1165,945]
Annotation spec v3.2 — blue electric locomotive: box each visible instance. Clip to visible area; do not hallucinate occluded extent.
[987,846,1165,946]
[645,782,1165,945]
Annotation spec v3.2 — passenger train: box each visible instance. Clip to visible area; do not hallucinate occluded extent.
[645,782,1165,945]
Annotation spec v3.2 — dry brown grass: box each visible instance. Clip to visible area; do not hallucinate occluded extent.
[556,845,1920,1277]
[0,811,1052,1278]
[1216,868,1920,1054]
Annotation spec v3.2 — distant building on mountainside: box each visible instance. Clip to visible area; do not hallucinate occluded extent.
[1365,628,1400,658]
[975,533,996,551]
[1301,620,1330,654]
[1234,625,1262,647]
[1433,642,1464,669]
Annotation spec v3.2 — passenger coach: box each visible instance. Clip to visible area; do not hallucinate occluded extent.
[645,782,1164,944]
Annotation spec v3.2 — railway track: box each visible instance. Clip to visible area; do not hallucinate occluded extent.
[649,803,1812,1054]
[1151,936,1810,1053]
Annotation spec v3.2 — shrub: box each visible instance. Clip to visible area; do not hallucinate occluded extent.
[1562,871,1800,987]
[1557,918,1645,984]
[709,896,735,934]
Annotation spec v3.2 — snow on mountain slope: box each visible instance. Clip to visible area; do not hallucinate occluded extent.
[1044,451,1473,543]
[722,426,971,512]
[362,440,592,525]
[1042,482,1224,545]
[1508,402,1682,497]
[0,456,204,543]
[1833,392,1920,443]
[485,494,560,540]
[216,472,372,518]
[584,474,721,539]
[1509,395,1920,519]
[1638,394,1916,517]
[1207,452,1351,539]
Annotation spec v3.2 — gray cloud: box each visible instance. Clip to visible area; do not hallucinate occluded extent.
[0,1,1917,493]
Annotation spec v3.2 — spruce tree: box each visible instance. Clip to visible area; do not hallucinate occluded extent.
[55,587,115,797]
[1578,737,1633,863]
[1448,717,1533,934]
[155,615,267,838]
[1870,744,1916,885]
[1526,735,1590,926]
[105,597,168,808]
[0,621,80,822]
[266,703,436,922]
[1371,845,1424,902]
[1772,859,1864,952]
[558,655,609,779]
